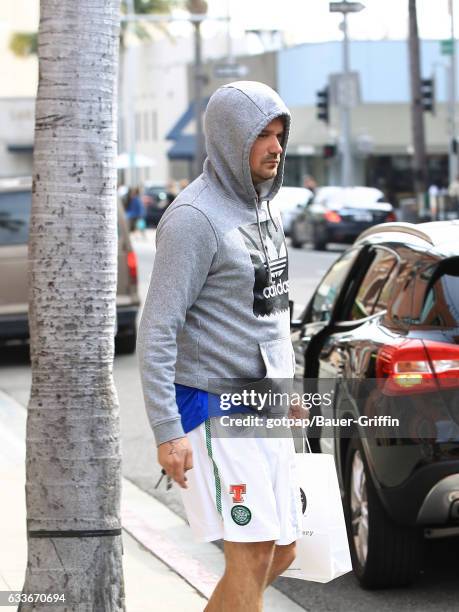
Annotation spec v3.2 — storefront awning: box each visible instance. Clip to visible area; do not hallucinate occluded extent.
[7,144,33,153]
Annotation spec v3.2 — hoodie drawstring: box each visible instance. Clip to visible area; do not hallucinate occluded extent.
[254,197,274,286]
[268,199,290,274]
[267,200,278,232]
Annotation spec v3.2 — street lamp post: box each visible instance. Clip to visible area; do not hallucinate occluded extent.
[329,1,365,187]
[341,10,352,187]
[187,1,208,178]
[124,0,137,187]
[192,18,207,178]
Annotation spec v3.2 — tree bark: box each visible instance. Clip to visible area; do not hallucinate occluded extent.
[22,1,124,610]
[408,0,428,216]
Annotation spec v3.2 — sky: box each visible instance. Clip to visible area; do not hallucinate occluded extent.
[2,1,459,44]
[2,1,459,59]
[196,0,459,45]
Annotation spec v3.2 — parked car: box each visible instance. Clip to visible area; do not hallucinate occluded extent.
[290,186,396,250]
[0,177,139,354]
[142,183,173,227]
[271,186,313,236]
[291,220,459,588]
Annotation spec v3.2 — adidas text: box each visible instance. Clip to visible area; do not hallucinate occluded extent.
[263,279,289,299]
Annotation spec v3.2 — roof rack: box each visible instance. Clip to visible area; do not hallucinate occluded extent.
[356,222,434,246]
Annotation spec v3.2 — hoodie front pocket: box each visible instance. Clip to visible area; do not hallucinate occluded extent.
[259,337,295,380]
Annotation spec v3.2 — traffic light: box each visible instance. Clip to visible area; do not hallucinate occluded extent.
[316,87,330,123]
[421,78,435,114]
[323,144,336,159]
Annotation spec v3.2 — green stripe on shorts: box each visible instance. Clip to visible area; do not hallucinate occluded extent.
[205,418,222,516]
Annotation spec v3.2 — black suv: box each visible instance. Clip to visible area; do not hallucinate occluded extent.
[291,221,459,589]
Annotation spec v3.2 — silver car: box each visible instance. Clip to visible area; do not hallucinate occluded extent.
[271,186,313,236]
[0,177,140,354]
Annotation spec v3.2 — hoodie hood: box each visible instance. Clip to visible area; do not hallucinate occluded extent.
[203,81,291,207]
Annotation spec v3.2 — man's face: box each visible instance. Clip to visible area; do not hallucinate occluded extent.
[249,117,284,186]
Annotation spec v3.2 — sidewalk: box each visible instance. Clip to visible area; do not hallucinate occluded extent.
[0,390,303,611]
[0,391,206,611]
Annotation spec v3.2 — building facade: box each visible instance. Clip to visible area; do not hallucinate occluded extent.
[2,6,459,207]
[0,2,38,178]
[175,38,459,204]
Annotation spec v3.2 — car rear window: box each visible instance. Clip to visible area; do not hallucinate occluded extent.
[315,187,384,208]
[0,190,31,245]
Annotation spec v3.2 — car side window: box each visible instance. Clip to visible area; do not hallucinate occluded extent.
[347,248,398,321]
[412,257,459,328]
[0,190,31,245]
[382,246,423,328]
[309,249,359,323]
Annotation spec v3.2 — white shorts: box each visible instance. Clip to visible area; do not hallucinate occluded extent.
[180,417,303,545]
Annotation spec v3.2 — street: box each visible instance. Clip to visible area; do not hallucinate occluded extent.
[1,233,459,611]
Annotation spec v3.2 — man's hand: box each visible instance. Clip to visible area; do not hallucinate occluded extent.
[288,404,310,420]
[157,436,193,489]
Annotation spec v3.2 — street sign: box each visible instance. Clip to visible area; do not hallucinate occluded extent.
[329,1,365,12]
[441,39,454,55]
[213,63,248,79]
[329,72,361,107]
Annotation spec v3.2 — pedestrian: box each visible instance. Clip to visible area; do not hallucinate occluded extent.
[448,174,459,213]
[137,81,304,611]
[303,174,317,194]
[125,186,145,233]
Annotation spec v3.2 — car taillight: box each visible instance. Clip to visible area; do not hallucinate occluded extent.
[325,210,341,223]
[376,339,459,394]
[127,250,138,283]
[423,341,459,389]
[385,211,397,222]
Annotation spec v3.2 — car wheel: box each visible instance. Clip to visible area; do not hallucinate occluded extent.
[344,435,422,588]
[115,326,137,355]
[312,226,327,251]
[290,223,305,249]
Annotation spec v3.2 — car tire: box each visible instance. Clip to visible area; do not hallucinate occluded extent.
[344,435,422,589]
[115,327,137,355]
[290,223,305,249]
[312,227,327,251]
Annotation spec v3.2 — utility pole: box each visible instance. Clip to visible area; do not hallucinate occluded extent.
[408,0,428,218]
[448,0,457,185]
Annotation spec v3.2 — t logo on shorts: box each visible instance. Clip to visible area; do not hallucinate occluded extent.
[229,484,246,503]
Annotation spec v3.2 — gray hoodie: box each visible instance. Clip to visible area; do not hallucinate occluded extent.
[137,81,295,446]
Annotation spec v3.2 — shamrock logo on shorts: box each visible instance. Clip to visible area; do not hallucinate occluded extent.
[231,505,252,526]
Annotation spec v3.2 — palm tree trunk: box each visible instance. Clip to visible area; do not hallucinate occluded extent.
[22,1,124,610]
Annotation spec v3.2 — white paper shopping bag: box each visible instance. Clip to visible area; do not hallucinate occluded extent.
[282,440,352,583]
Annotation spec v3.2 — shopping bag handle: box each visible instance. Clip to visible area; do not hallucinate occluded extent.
[302,429,312,454]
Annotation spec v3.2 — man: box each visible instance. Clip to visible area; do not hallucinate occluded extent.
[303,174,317,194]
[137,81,303,611]
[125,186,145,232]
